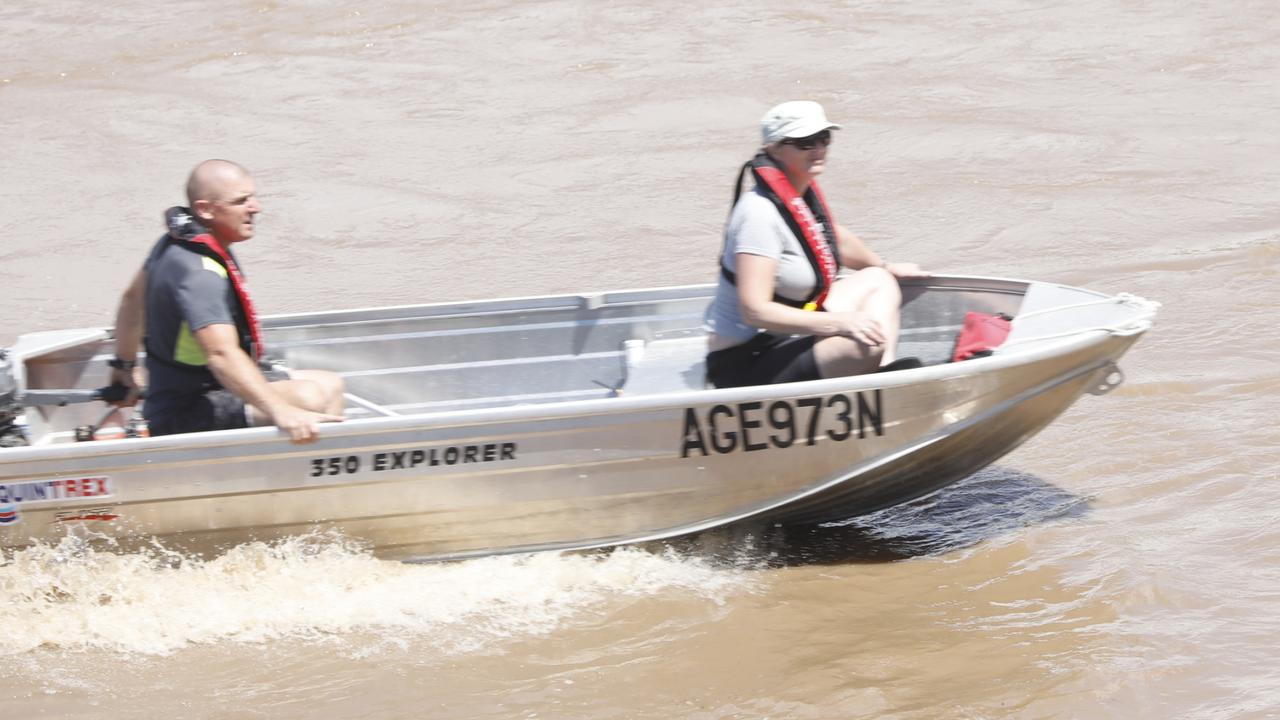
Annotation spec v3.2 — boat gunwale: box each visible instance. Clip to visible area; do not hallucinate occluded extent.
[1,326,1142,468]
[257,275,1032,330]
[2,275,1155,467]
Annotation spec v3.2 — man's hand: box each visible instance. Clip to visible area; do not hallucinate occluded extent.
[269,404,345,444]
[107,367,144,407]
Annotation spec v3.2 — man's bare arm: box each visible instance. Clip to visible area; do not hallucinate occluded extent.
[193,324,340,443]
[109,269,147,405]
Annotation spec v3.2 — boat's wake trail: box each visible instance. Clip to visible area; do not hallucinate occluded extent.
[0,531,751,656]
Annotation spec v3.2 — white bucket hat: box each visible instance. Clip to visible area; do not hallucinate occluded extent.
[760,100,841,145]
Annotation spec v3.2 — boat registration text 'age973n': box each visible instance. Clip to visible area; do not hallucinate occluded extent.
[680,390,883,458]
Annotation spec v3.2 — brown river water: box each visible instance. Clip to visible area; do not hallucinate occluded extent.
[1,1,1278,718]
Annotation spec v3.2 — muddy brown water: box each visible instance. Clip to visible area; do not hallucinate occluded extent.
[1,2,1278,718]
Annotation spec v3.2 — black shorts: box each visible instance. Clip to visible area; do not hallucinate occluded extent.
[147,390,250,436]
[705,333,821,389]
[146,368,290,436]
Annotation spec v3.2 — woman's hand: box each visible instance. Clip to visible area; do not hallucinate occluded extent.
[831,311,886,347]
[884,262,931,278]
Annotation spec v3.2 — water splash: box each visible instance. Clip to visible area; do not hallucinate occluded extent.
[0,531,751,656]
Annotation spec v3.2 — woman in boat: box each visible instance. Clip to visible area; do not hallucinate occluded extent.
[704,100,929,388]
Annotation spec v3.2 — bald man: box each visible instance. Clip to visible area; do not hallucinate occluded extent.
[110,160,344,444]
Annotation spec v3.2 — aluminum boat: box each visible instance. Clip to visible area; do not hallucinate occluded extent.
[0,276,1157,561]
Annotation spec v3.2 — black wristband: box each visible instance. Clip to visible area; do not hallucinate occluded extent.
[108,358,137,371]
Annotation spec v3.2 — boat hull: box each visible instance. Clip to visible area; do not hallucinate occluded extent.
[0,278,1155,561]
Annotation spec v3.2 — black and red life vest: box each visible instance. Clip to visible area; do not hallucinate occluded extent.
[721,152,840,310]
[158,206,264,361]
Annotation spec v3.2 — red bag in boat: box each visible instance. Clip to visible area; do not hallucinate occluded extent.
[951,312,1013,362]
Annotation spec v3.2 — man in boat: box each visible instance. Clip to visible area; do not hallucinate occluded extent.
[108,159,345,444]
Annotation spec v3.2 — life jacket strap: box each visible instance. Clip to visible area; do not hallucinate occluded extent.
[183,234,263,360]
[718,265,814,310]
[719,154,838,312]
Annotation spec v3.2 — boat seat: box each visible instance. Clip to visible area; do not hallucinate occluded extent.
[619,337,707,396]
[619,331,954,397]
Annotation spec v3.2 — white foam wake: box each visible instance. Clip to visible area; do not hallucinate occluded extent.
[0,532,751,656]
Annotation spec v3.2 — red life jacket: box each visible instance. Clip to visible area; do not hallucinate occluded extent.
[721,152,840,310]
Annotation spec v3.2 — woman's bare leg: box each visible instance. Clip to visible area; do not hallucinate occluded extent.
[813,268,903,377]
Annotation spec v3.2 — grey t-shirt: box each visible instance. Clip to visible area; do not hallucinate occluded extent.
[142,236,243,417]
[703,187,831,343]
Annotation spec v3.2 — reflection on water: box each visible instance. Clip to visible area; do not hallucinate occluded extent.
[667,465,1089,566]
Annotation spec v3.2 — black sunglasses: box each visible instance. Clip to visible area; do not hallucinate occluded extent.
[781,130,833,150]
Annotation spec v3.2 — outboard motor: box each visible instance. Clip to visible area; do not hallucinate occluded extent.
[0,349,26,447]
